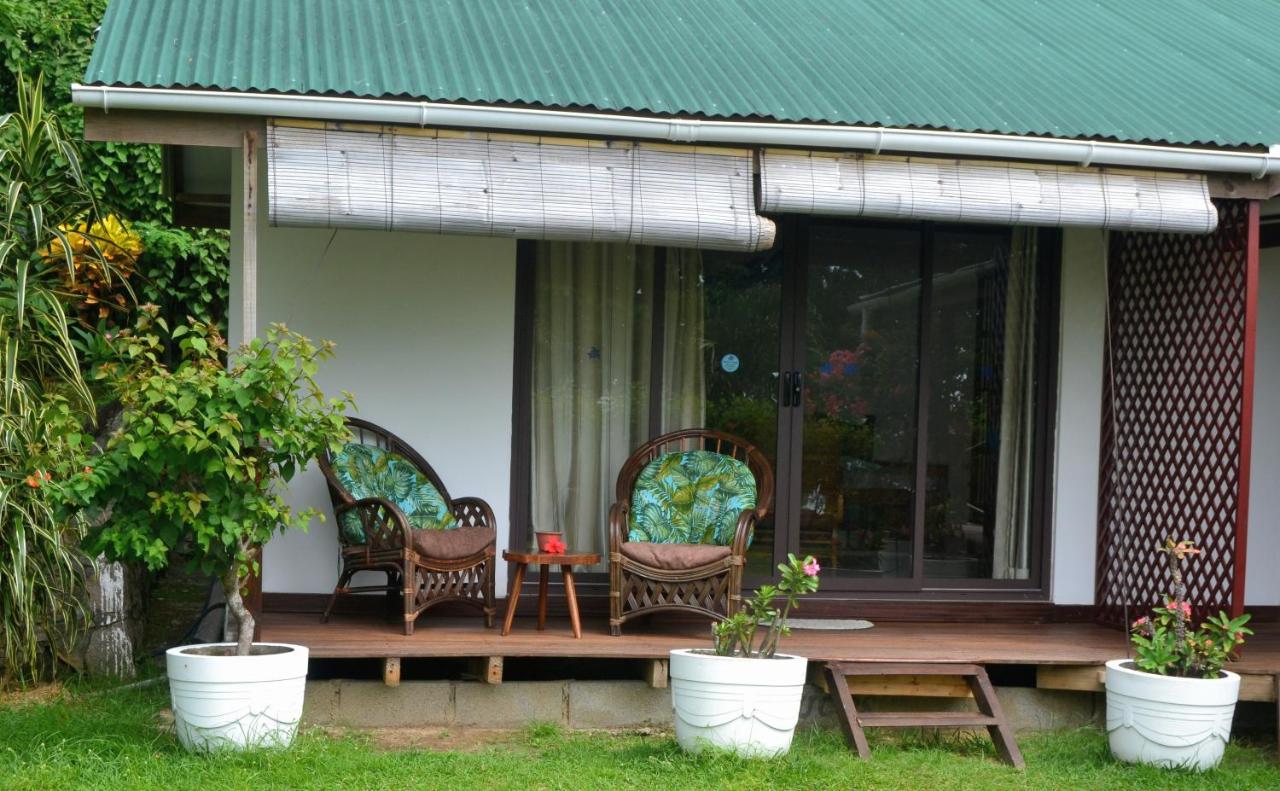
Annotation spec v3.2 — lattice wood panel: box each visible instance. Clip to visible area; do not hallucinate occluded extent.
[1095,200,1258,628]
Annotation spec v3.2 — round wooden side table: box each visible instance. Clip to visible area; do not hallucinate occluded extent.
[501,549,600,638]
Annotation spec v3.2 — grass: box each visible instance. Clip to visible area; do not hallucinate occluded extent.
[0,682,1276,790]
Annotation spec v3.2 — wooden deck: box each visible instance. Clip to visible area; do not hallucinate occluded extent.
[261,611,1280,701]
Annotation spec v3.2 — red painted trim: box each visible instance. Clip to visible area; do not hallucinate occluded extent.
[1235,200,1260,617]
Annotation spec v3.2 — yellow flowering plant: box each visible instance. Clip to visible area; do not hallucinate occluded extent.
[40,213,142,323]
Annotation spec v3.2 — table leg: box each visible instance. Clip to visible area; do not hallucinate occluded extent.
[561,564,582,639]
[537,563,549,631]
[501,562,526,636]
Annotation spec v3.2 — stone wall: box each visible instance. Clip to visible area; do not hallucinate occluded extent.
[303,679,1102,733]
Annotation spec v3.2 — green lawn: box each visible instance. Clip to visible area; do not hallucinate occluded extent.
[0,682,1275,790]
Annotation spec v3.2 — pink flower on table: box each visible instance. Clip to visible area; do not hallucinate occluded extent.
[803,559,821,577]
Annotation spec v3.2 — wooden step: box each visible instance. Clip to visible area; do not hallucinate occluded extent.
[858,711,1000,728]
[826,660,1025,770]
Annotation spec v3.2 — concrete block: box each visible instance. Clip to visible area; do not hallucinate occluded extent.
[331,680,454,728]
[568,681,672,728]
[302,679,341,725]
[996,688,1101,733]
[454,681,566,727]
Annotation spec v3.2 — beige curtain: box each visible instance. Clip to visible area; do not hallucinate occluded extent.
[661,249,707,431]
[531,242,655,562]
[531,243,707,564]
[992,228,1038,579]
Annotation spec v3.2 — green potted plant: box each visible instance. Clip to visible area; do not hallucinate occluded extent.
[1105,538,1252,771]
[669,554,820,757]
[60,310,350,751]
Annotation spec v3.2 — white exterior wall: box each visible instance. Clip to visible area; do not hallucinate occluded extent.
[229,142,1274,608]
[1245,221,1280,606]
[1050,229,1107,604]
[1046,221,1280,608]
[230,150,518,594]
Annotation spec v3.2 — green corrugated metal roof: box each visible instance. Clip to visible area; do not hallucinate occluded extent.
[83,0,1280,148]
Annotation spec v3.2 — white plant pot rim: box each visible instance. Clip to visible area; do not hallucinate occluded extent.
[166,642,309,684]
[1105,658,1240,685]
[669,649,808,685]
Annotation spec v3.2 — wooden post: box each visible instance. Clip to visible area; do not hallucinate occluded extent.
[1233,199,1259,618]
[469,656,503,684]
[239,130,262,632]
[643,659,668,689]
[382,657,401,687]
[241,129,258,344]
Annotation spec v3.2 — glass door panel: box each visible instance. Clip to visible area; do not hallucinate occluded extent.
[672,246,786,578]
[923,229,1027,581]
[798,226,922,582]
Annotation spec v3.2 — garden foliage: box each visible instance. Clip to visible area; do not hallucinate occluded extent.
[61,313,351,655]
[1128,539,1252,679]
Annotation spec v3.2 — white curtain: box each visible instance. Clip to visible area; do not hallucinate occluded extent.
[531,243,654,562]
[531,243,707,563]
[661,249,707,431]
[992,228,1038,579]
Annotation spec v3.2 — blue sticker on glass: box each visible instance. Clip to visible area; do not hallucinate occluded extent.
[721,353,740,373]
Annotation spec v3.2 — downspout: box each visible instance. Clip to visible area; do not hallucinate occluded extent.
[72,84,1280,178]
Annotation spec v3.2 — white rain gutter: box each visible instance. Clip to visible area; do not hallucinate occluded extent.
[71,84,1280,178]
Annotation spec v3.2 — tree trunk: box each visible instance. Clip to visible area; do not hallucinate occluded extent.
[222,566,255,656]
[81,557,139,678]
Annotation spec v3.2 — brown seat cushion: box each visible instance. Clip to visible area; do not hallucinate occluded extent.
[620,541,731,570]
[411,526,495,560]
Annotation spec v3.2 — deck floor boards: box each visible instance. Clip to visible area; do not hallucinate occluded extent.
[262,611,1280,673]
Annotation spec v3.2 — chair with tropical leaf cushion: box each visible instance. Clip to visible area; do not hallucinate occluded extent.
[317,418,496,634]
[608,428,773,635]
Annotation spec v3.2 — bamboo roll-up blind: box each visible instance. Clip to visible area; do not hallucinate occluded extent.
[759,150,1218,233]
[267,120,776,251]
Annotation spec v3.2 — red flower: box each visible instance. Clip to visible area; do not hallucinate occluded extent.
[544,538,566,555]
[25,474,41,488]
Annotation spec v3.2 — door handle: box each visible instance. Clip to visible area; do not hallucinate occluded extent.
[781,371,793,407]
[791,370,802,407]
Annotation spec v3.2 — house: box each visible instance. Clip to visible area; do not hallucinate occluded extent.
[73,0,1279,717]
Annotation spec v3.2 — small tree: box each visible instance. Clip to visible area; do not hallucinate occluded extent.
[60,310,351,655]
[712,554,820,658]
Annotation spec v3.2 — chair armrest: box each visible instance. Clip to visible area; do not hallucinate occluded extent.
[609,501,629,554]
[731,509,758,557]
[451,496,496,529]
[334,497,412,550]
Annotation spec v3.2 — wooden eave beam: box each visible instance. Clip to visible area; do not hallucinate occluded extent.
[1208,173,1280,200]
[83,108,264,147]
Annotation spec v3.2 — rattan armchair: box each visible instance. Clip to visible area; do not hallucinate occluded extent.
[608,428,774,635]
[317,418,497,634]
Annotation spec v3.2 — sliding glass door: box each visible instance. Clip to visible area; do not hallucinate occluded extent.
[778,222,1051,590]
[521,220,1055,594]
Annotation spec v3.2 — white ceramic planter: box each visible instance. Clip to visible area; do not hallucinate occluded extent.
[669,648,808,758]
[1105,658,1240,771]
[166,642,309,752]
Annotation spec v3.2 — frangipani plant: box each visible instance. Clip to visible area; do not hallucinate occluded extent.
[1129,538,1251,679]
[713,554,820,658]
[59,310,351,655]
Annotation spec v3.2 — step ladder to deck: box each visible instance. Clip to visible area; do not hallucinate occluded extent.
[824,661,1025,769]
